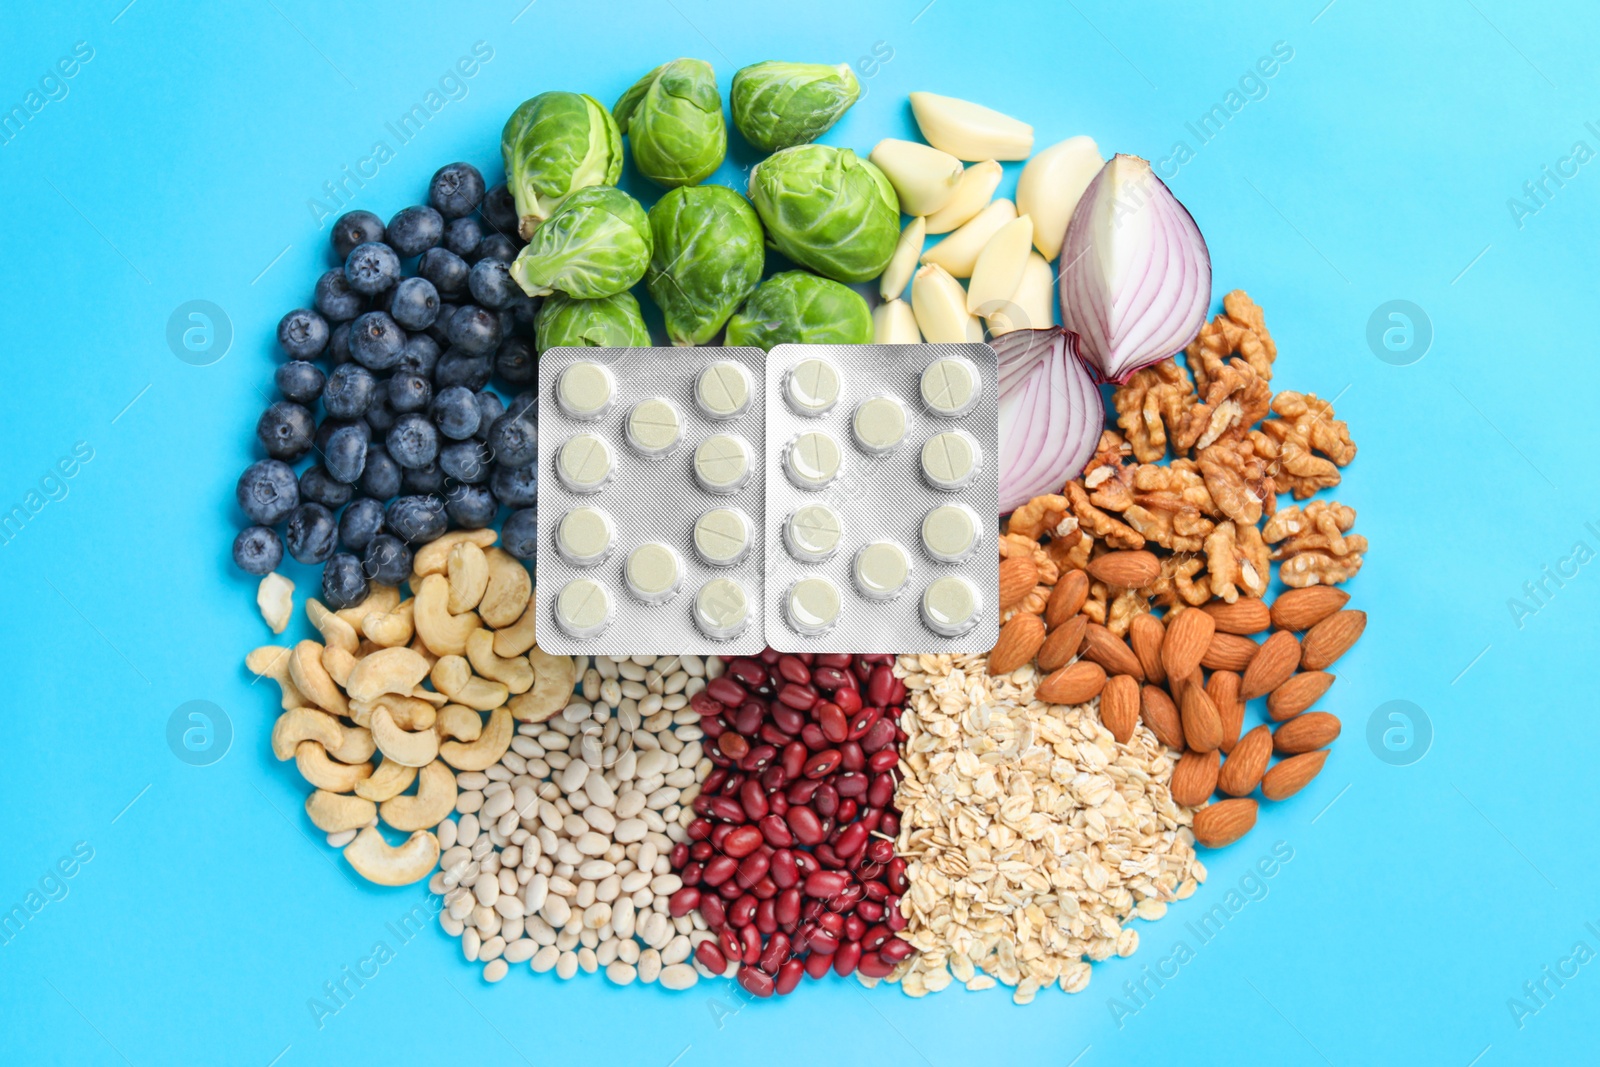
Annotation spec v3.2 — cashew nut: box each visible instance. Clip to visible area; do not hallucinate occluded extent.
[272,707,344,761]
[479,549,533,630]
[257,573,295,635]
[413,574,481,657]
[345,646,431,703]
[408,634,439,671]
[362,598,415,648]
[349,693,436,731]
[370,705,440,767]
[288,640,348,717]
[343,825,439,886]
[435,704,483,742]
[431,655,509,712]
[295,741,372,793]
[322,644,356,688]
[508,648,577,723]
[447,542,490,614]
[440,706,513,771]
[379,760,457,832]
[247,646,306,710]
[355,758,417,802]
[414,529,497,577]
[410,686,448,707]
[492,590,539,658]
[306,597,358,653]
[305,789,377,833]
[334,582,400,630]
[466,629,533,694]
[329,725,375,765]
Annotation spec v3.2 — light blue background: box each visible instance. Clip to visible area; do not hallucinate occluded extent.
[2,1,1596,1064]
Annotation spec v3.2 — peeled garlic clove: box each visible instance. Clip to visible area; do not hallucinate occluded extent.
[924,160,1002,235]
[919,198,1016,278]
[984,252,1054,336]
[909,91,1033,161]
[1017,135,1103,260]
[868,139,963,216]
[879,216,926,300]
[966,215,1034,314]
[911,263,981,343]
[872,298,922,344]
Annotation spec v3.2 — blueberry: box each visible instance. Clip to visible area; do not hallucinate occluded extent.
[486,412,538,469]
[431,385,481,440]
[474,391,507,439]
[490,463,538,507]
[363,533,414,585]
[236,459,299,525]
[387,412,439,469]
[315,416,368,454]
[348,311,405,370]
[445,483,498,528]
[439,439,491,483]
[396,333,441,377]
[324,424,369,484]
[322,362,377,419]
[429,162,486,220]
[386,206,444,258]
[359,445,402,499]
[507,391,537,421]
[506,294,540,339]
[402,460,446,495]
[332,210,385,260]
[277,308,329,360]
[388,373,433,413]
[276,360,326,405]
[418,248,469,298]
[364,392,398,435]
[338,497,386,552]
[321,553,370,610]
[328,321,352,365]
[385,495,448,544]
[389,276,440,331]
[502,508,539,560]
[480,183,518,238]
[313,269,365,323]
[426,303,460,346]
[299,464,354,509]
[434,352,492,391]
[232,525,284,575]
[494,336,537,385]
[477,233,518,264]
[468,258,517,310]
[444,216,484,260]
[344,241,401,295]
[446,305,501,356]
[255,401,315,461]
[285,502,339,564]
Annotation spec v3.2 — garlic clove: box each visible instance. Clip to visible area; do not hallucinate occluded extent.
[868,139,964,216]
[879,216,927,300]
[919,198,1016,278]
[872,298,922,344]
[909,91,1034,161]
[984,252,1054,336]
[911,263,981,343]
[1016,135,1103,260]
[966,215,1034,314]
[924,160,1002,234]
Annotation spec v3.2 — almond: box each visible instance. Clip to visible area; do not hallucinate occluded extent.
[998,556,1039,612]
[1202,597,1270,635]
[1272,711,1341,754]
[1217,725,1271,796]
[988,613,1046,674]
[1170,749,1221,807]
[1241,630,1300,699]
[1267,671,1334,721]
[1081,623,1144,681]
[1193,798,1257,848]
[1201,632,1259,672]
[1035,614,1088,672]
[1261,750,1330,800]
[1139,684,1185,749]
[1036,660,1106,705]
[1099,674,1140,743]
[1161,608,1214,682]
[1269,586,1349,632]
[1086,549,1161,589]
[1128,613,1166,685]
[1179,682,1223,753]
[1207,670,1244,753]
[1299,610,1367,671]
[1044,569,1088,629]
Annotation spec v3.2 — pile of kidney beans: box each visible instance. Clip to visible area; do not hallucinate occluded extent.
[665,650,916,998]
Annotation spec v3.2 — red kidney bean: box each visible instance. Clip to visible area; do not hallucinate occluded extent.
[879,936,915,963]
[812,784,838,818]
[718,927,741,961]
[690,841,712,862]
[863,880,888,902]
[834,772,867,798]
[857,952,893,978]
[861,923,891,951]
[758,647,781,666]
[742,744,776,772]
[846,702,879,737]
[856,899,884,923]
[700,893,726,930]
[687,818,712,842]
[758,722,791,747]
[728,658,766,687]
[735,850,770,888]
[758,931,791,974]
[700,714,727,740]
[737,966,774,998]
[759,766,788,795]
[702,855,737,887]
[696,941,728,973]
[759,814,794,848]
[769,848,798,888]
[707,797,746,823]
[750,875,777,900]
[867,749,898,774]
[778,683,818,711]
[834,821,868,857]
[811,666,850,690]
[718,733,750,759]
[879,811,899,837]
[887,678,906,704]
[833,685,863,714]
[835,799,859,826]
[792,851,819,877]
[838,741,864,772]
[866,838,895,865]
[887,857,909,894]
[771,705,807,736]
[667,887,701,917]
[707,676,747,706]
[861,717,896,753]
[836,884,864,910]
[737,924,761,965]
[866,665,894,706]
[804,949,834,979]
[786,805,824,845]
[780,742,807,782]
[799,723,828,751]
[722,826,762,859]
[716,878,742,901]
[739,780,770,821]
[775,886,801,925]
[813,843,842,869]
[804,870,849,900]
[857,861,883,883]
[775,957,805,995]
[833,940,862,976]
[806,929,839,954]
[776,655,811,685]
[817,910,843,937]
[750,897,773,934]
[786,778,820,805]
[680,862,703,886]
[867,772,896,808]
[844,915,867,942]
[885,898,907,932]
[815,653,852,669]
[818,702,849,743]
[710,823,733,848]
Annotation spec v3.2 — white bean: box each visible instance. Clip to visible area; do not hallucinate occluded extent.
[606,961,637,986]
[659,963,699,990]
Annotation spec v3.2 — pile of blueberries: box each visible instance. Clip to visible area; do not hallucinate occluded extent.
[232,162,542,609]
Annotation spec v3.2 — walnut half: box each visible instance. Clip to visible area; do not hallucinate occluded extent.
[1262,500,1367,587]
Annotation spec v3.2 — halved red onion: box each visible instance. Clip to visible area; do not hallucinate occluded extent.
[1058,154,1211,384]
[995,327,1102,514]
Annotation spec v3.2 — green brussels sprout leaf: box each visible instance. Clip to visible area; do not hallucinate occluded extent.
[613,59,727,189]
[724,270,872,351]
[730,61,861,153]
[501,91,624,239]
[510,186,653,300]
[536,291,651,350]
[747,145,899,283]
[646,185,765,346]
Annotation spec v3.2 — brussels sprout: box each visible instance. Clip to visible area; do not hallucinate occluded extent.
[501,92,624,239]
[536,292,650,350]
[509,186,652,300]
[730,61,860,152]
[646,186,764,346]
[747,145,899,284]
[723,271,871,351]
[613,59,727,189]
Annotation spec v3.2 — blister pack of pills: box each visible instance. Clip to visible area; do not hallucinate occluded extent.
[535,346,767,656]
[761,343,999,654]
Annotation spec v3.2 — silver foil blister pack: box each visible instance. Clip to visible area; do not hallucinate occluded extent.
[761,343,999,654]
[535,346,767,656]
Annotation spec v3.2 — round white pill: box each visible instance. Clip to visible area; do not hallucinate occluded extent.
[784,357,842,417]
[624,542,683,604]
[785,577,842,636]
[783,504,843,563]
[695,361,753,420]
[784,431,843,491]
[625,398,682,457]
[921,575,982,637]
[693,434,752,495]
[851,395,908,455]
[556,506,615,567]
[920,430,981,491]
[853,540,911,601]
[693,508,753,567]
[920,357,980,418]
[556,361,616,421]
[694,578,751,641]
[556,433,614,493]
[920,503,981,563]
[555,578,612,639]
